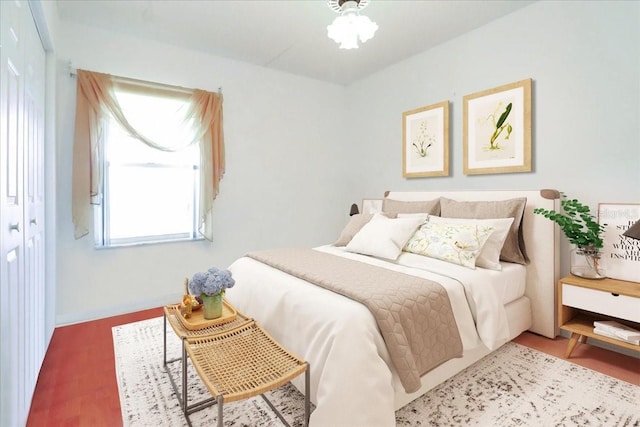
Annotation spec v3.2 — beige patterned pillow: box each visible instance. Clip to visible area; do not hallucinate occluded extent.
[428,216,514,270]
[439,197,528,265]
[382,198,440,216]
[404,222,495,269]
[334,213,374,246]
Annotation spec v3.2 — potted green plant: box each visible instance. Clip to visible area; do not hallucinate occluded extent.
[534,193,606,279]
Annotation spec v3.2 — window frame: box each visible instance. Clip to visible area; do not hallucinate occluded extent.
[93,101,203,249]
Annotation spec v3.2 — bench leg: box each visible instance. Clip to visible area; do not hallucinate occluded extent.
[305,363,310,427]
[217,395,224,427]
[260,370,311,427]
[182,339,188,416]
[163,314,167,365]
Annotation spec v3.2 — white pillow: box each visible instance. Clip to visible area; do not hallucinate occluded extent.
[397,213,430,221]
[428,216,514,270]
[404,222,495,269]
[346,214,425,260]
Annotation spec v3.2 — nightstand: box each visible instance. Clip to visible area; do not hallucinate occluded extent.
[557,275,640,358]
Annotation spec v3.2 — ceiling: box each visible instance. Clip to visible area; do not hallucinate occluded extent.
[56,0,535,86]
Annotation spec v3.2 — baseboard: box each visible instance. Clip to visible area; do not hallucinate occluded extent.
[558,330,640,359]
[55,292,181,327]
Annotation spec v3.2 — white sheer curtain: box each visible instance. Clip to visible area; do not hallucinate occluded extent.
[72,69,224,241]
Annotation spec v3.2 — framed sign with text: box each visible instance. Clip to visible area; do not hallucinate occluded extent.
[598,203,640,283]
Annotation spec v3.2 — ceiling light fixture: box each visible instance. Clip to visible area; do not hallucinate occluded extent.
[327,0,378,50]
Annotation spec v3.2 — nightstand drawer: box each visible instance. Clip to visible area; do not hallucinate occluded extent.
[562,284,640,323]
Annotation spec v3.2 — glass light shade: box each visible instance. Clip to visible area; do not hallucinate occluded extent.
[327,4,378,49]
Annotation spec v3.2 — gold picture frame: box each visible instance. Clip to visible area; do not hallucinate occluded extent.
[463,79,532,175]
[402,100,449,178]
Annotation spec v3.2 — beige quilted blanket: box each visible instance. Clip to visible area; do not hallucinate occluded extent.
[246,248,463,393]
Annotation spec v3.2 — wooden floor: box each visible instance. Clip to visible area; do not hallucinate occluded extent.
[27,308,640,426]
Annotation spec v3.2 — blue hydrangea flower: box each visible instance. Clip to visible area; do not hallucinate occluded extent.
[189,268,235,297]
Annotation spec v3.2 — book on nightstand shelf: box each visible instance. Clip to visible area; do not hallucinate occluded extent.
[593,320,640,345]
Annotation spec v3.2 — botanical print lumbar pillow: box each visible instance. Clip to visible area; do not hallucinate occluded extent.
[404,222,495,269]
[428,216,514,270]
[439,197,528,265]
[346,213,425,260]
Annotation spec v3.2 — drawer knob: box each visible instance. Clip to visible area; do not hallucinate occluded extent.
[611,293,620,297]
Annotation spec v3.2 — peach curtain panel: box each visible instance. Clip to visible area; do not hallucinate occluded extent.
[72,69,225,241]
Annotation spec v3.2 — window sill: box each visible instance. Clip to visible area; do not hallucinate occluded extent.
[95,235,205,250]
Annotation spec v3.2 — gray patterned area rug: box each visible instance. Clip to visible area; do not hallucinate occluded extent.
[113,317,639,427]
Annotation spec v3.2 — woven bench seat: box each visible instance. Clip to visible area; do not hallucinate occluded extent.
[186,321,310,427]
[162,305,253,420]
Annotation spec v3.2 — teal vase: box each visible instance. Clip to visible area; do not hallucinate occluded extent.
[201,293,223,319]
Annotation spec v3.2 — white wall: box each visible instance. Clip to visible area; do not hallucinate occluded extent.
[345,1,640,271]
[55,22,354,324]
[55,1,639,324]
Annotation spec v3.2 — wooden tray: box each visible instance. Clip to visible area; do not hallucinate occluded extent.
[173,299,237,331]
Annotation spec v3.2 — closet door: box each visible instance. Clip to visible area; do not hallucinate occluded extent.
[1,1,46,425]
[1,1,26,425]
[23,3,47,417]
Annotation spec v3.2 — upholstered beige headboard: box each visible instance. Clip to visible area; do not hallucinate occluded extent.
[384,189,560,339]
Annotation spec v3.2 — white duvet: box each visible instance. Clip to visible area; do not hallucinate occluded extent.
[226,245,511,427]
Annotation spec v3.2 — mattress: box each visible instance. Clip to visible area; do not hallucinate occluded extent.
[491,261,527,304]
[227,245,525,426]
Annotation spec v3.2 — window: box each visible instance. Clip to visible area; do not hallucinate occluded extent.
[73,69,224,243]
[94,88,201,247]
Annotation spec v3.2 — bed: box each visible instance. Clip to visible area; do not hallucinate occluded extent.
[226,189,560,427]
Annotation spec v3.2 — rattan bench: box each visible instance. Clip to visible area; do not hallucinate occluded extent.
[163,304,253,419]
[186,321,310,427]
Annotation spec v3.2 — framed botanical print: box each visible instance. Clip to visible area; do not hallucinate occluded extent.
[402,101,449,178]
[463,79,532,175]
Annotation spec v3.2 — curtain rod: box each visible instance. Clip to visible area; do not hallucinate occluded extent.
[68,63,222,95]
